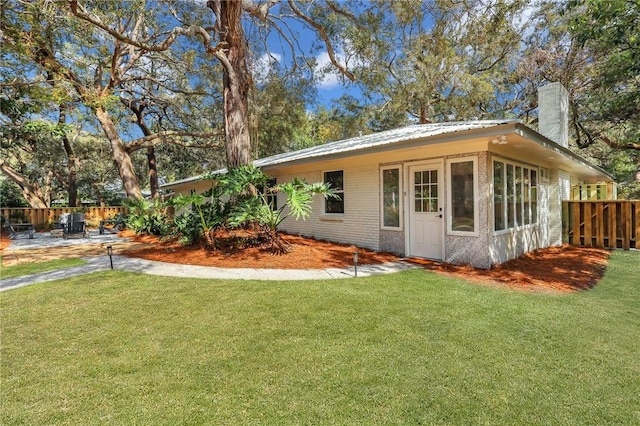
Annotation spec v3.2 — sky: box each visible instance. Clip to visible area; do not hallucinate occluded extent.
[249,7,364,110]
[256,48,362,108]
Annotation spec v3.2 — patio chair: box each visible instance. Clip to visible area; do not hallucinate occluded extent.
[99,212,124,234]
[1,214,35,240]
[63,212,88,239]
[50,213,70,237]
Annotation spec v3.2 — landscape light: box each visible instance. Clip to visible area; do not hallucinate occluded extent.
[107,246,113,270]
[353,251,359,278]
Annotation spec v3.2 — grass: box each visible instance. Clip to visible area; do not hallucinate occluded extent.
[0,258,86,279]
[1,250,639,425]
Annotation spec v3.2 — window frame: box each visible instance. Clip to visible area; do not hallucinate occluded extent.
[260,177,277,211]
[492,157,539,234]
[447,156,479,237]
[323,170,345,215]
[380,166,403,230]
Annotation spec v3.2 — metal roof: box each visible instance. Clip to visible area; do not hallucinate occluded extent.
[161,119,613,188]
[163,120,516,188]
[254,120,519,168]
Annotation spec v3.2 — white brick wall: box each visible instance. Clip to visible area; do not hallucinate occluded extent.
[548,169,570,247]
[272,161,381,251]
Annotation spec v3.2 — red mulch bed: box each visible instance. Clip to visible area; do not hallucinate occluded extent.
[408,245,610,293]
[120,230,610,293]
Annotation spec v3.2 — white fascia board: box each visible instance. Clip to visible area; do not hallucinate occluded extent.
[514,124,614,181]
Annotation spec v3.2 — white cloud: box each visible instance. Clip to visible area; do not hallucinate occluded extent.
[252,52,282,84]
[314,51,347,89]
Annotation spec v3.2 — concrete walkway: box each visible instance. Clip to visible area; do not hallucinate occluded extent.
[0,255,418,292]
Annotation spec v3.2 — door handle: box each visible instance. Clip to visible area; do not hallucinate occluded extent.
[437,214,443,218]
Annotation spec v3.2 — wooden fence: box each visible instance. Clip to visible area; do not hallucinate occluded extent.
[563,201,640,250]
[1,207,127,229]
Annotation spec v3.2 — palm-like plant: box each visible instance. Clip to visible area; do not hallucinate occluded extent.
[222,167,338,253]
[252,178,337,253]
[124,197,169,236]
[167,166,337,252]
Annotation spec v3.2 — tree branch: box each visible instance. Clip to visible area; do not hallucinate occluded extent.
[125,131,223,152]
[242,0,280,20]
[287,0,355,81]
[599,133,640,150]
[325,0,357,22]
[68,0,223,55]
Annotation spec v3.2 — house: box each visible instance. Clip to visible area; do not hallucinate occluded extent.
[162,83,614,268]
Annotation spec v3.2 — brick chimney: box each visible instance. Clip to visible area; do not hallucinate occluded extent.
[538,82,569,148]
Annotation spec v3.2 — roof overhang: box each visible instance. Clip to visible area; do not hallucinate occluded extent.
[161,120,613,190]
[508,124,613,180]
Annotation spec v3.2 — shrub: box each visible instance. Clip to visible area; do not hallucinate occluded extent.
[165,165,337,253]
[124,198,170,236]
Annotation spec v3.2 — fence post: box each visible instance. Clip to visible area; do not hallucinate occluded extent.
[595,202,604,247]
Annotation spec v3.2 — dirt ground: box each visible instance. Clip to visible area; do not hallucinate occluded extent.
[1,229,610,293]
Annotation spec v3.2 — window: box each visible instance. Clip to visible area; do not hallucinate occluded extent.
[494,161,505,231]
[515,166,522,227]
[260,178,277,210]
[324,170,344,214]
[414,169,438,213]
[523,168,530,225]
[506,164,514,228]
[449,159,476,234]
[381,167,401,228]
[493,159,538,232]
[531,169,538,224]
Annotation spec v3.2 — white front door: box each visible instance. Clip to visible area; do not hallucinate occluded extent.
[408,164,444,260]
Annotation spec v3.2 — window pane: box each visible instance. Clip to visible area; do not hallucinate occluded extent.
[451,161,474,232]
[260,178,278,211]
[324,171,344,213]
[494,161,505,231]
[523,168,530,225]
[531,169,538,223]
[325,197,344,213]
[325,170,343,191]
[382,168,400,227]
[515,166,522,227]
[430,170,437,184]
[507,164,514,228]
[415,171,422,184]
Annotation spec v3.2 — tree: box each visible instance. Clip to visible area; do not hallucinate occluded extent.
[69,0,358,170]
[0,177,28,208]
[2,0,222,201]
[344,0,527,124]
[0,87,70,208]
[510,0,640,196]
[251,68,316,157]
[568,0,640,151]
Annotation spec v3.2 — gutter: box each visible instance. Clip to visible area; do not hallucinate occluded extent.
[514,124,615,181]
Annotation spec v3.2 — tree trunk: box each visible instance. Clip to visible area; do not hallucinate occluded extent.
[419,104,429,124]
[147,146,159,199]
[215,0,253,168]
[93,183,106,207]
[0,161,49,208]
[59,109,79,207]
[95,107,143,199]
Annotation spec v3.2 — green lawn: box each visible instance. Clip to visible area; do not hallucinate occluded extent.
[1,258,86,279]
[1,251,639,425]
